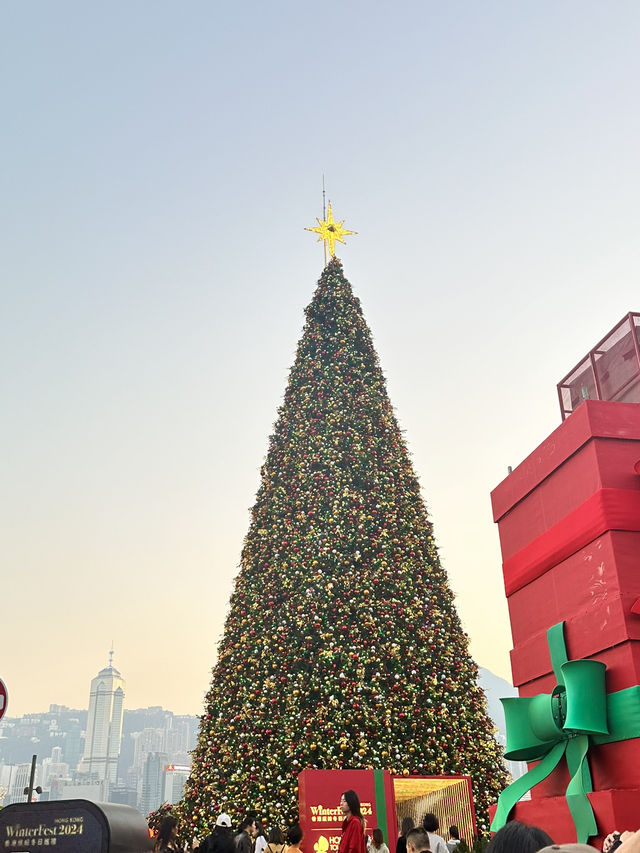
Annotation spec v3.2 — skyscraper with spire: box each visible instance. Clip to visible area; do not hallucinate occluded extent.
[77,650,125,789]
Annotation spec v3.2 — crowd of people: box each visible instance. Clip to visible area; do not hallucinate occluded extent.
[152,789,377,853]
[395,814,463,853]
[152,812,305,853]
[151,793,640,853]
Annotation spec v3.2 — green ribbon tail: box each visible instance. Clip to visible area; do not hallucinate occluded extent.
[373,768,388,843]
[565,734,593,795]
[565,735,597,843]
[491,741,567,833]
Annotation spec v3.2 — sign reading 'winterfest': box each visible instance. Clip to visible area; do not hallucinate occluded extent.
[0,804,103,852]
[0,800,152,853]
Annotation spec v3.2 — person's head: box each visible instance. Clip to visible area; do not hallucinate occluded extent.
[340,790,362,819]
[538,846,595,853]
[449,828,460,842]
[240,818,257,836]
[487,822,553,853]
[287,824,303,847]
[268,828,284,845]
[157,816,178,846]
[422,815,439,834]
[255,822,264,839]
[406,828,430,853]
[216,814,232,830]
[401,818,415,838]
[373,829,384,849]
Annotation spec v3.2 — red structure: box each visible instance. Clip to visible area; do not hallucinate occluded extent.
[298,770,476,853]
[299,769,394,853]
[491,313,640,842]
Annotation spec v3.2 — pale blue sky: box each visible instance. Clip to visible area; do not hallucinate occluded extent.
[2,2,639,716]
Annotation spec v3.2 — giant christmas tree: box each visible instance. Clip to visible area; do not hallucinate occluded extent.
[182,252,507,834]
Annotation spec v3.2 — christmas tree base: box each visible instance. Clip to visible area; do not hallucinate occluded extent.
[489,789,640,845]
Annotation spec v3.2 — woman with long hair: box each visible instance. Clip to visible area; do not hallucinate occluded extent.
[155,816,180,852]
[338,790,366,853]
[396,818,414,853]
[369,828,389,853]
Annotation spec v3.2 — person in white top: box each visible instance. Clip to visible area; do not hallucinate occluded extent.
[254,823,267,853]
[368,828,390,853]
[421,815,447,853]
[446,827,461,853]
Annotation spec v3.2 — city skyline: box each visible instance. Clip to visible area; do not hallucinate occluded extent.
[0,660,199,812]
[0,663,520,814]
[4,2,640,717]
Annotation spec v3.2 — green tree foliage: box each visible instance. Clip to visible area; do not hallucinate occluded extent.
[182,258,507,834]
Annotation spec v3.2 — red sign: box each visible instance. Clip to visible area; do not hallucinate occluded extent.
[298,770,396,853]
[298,770,477,851]
[0,679,7,722]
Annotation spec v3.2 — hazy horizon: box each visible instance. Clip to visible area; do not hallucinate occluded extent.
[0,667,512,725]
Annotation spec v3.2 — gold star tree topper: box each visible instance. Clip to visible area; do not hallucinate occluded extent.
[305,202,357,260]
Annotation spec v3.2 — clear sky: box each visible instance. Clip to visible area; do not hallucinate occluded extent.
[2,2,640,718]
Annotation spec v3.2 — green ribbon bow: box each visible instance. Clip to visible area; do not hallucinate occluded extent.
[491,622,640,842]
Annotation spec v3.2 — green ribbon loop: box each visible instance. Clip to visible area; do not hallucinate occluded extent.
[491,622,640,843]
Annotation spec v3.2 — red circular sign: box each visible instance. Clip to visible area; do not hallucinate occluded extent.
[0,679,8,722]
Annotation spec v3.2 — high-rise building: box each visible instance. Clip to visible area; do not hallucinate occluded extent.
[61,716,84,769]
[139,751,168,816]
[109,785,138,808]
[77,651,125,789]
[42,746,69,789]
[132,727,166,775]
[163,764,190,805]
[8,762,35,804]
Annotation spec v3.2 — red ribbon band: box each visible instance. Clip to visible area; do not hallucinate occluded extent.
[503,488,640,596]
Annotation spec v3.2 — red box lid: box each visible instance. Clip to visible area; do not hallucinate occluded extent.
[491,401,640,524]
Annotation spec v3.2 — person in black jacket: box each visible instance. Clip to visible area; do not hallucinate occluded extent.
[236,818,258,853]
[396,818,415,853]
[195,813,237,853]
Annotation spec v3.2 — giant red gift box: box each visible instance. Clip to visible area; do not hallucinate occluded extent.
[489,400,640,841]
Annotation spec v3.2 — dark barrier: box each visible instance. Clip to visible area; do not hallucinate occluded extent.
[0,799,153,853]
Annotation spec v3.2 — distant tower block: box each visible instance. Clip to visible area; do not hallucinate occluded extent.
[77,652,125,789]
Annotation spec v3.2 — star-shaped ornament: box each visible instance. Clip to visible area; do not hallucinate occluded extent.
[305,202,357,258]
